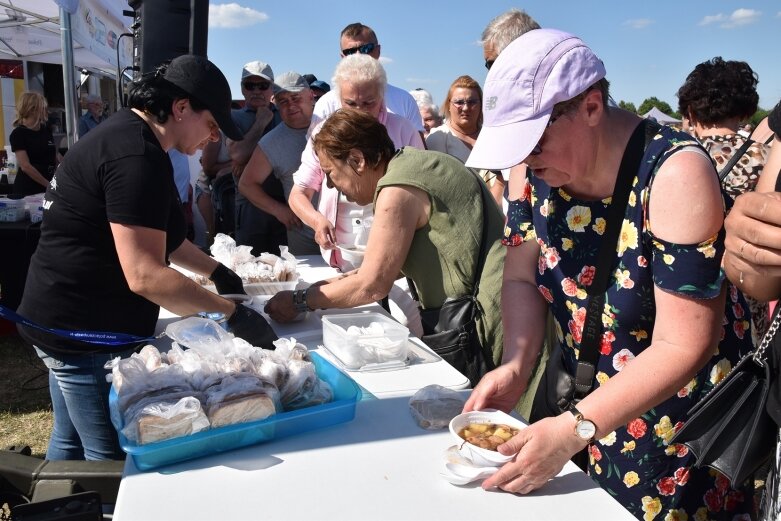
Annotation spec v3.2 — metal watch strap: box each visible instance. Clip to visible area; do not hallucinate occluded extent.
[292,288,310,313]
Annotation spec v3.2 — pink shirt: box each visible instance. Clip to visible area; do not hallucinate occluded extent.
[292,107,424,266]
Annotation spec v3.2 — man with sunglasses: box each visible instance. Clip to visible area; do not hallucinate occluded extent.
[238,72,319,256]
[228,61,282,177]
[199,61,281,243]
[312,23,423,134]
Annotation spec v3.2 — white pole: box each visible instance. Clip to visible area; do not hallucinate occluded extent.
[59,7,79,147]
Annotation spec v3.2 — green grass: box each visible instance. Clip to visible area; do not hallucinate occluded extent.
[0,334,52,458]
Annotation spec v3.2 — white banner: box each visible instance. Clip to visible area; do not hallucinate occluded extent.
[70,0,133,70]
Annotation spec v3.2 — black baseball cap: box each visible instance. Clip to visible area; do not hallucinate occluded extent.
[162,55,243,141]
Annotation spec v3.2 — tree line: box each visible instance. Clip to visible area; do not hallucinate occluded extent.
[618,97,769,126]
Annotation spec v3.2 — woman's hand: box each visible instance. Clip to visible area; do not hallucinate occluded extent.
[481,413,586,494]
[264,290,300,323]
[313,214,336,249]
[724,190,781,301]
[463,364,526,414]
[725,191,781,277]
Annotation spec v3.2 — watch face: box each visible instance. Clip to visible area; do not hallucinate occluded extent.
[576,420,597,440]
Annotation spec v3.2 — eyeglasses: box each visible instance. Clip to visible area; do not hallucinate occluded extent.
[341,43,377,56]
[242,81,271,91]
[529,115,561,155]
[451,98,480,108]
[485,59,495,70]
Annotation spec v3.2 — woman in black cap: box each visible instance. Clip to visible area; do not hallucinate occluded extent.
[17,55,275,461]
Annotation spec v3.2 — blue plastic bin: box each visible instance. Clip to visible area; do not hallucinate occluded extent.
[109,352,361,471]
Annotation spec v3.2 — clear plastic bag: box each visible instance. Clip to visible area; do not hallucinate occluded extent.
[204,374,279,428]
[273,337,311,362]
[409,384,466,430]
[250,349,290,389]
[164,317,234,358]
[122,395,210,444]
[110,351,191,413]
[281,359,333,411]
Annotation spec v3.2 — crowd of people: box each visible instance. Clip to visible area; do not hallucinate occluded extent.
[7,7,781,521]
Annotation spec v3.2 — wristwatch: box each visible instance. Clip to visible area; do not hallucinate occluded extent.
[292,288,311,313]
[569,406,597,443]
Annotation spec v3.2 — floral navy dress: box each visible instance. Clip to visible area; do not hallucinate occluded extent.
[504,125,754,520]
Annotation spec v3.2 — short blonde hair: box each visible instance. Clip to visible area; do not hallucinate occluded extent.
[13,92,48,127]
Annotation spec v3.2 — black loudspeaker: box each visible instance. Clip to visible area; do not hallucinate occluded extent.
[128,0,209,77]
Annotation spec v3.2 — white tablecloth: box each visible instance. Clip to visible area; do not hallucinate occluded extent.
[113,394,632,521]
[111,256,633,520]
[157,255,469,397]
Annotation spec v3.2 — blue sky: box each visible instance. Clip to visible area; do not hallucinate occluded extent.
[206,1,781,113]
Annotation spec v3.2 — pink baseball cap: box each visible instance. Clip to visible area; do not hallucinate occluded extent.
[466,28,606,170]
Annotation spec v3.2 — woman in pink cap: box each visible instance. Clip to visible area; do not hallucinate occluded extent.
[463,28,754,518]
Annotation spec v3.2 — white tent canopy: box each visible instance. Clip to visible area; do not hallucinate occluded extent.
[0,0,133,76]
[0,0,133,146]
[642,106,681,125]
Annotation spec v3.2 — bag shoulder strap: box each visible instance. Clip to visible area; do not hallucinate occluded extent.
[718,138,755,182]
[717,133,773,182]
[574,120,654,397]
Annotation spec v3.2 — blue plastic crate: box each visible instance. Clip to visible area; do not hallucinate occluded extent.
[109,352,361,471]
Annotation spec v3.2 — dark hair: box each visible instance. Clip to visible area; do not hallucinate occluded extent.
[552,78,611,117]
[127,62,209,124]
[340,23,378,44]
[676,57,759,124]
[769,99,781,135]
[313,109,396,167]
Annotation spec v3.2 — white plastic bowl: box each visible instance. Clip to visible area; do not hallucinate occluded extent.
[449,409,526,467]
[336,244,366,267]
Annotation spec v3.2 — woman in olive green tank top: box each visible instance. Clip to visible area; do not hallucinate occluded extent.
[265,109,506,388]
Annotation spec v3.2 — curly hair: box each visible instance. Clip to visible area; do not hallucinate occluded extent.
[313,109,396,168]
[126,62,208,125]
[677,57,759,125]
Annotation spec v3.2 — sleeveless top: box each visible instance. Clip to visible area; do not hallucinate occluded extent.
[375,147,505,366]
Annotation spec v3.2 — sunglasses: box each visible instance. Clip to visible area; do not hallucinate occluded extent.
[452,98,480,108]
[485,59,495,70]
[341,42,377,56]
[529,115,560,155]
[242,81,271,91]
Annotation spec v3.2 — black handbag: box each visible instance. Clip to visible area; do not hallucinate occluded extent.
[670,309,779,486]
[407,170,492,388]
[529,120,655,422]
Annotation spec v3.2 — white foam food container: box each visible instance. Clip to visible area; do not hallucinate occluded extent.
[335,244,366,268]
[321,312,410,371]
[0,197,26,222]
[449,409,527,467]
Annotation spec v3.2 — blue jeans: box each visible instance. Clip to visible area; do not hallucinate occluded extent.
[35,346,134,461]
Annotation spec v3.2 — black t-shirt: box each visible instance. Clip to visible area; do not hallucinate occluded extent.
[9,124,56,196]
[18,109,187,353]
